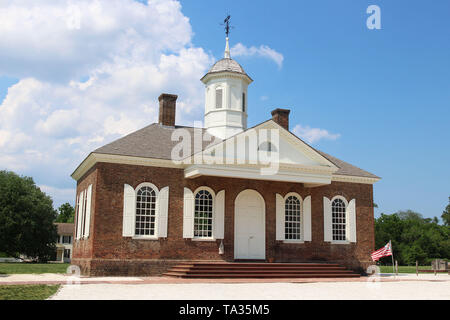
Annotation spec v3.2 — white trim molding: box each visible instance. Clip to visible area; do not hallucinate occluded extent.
[332,175,380,185]
[71,150,379,188]
[185,164,333,185]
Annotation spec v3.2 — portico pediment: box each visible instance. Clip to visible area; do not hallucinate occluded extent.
[184,120,338,186]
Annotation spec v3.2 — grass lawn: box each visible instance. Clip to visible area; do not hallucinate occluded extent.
[0,263,69,275]
[379,265,432,273]
[0,285,60,300]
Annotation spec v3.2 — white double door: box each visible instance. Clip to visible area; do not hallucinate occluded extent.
[234,190,265,260]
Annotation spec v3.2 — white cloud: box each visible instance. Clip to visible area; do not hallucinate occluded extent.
[0,0,193,82]
[231,43,284,68]
[292,124,341,144]
[39,185,76,208]
[0,0,214,206]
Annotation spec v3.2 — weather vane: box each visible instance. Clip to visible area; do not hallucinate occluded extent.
[221,15,233,38]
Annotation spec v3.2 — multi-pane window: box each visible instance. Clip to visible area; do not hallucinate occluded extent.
[135,186,157,236]
[62,236,72,244]
[332,198,346,241]
[64,249,71,259]
[216,88,223,108]
[194,190,213,238]
[285,196,301,240]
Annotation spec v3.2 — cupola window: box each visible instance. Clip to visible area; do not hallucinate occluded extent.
[216,88,223,109]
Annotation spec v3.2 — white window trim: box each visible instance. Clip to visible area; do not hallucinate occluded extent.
[191,238,216,242]
[134,182,160,238]
[283,240,305,244]
[331,240,351,245]
[76,189,86,241]
[330,195,350,244]
[193,186,216,240]
[283,192,303,243]
[132,236,159,241]
[82,189,88,238]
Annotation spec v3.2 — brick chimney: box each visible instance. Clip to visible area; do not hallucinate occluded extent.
[158,93,178,127]
[271,108,290,131]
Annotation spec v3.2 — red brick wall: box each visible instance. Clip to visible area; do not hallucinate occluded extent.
[72,162,375,276]
[71,166,97,274]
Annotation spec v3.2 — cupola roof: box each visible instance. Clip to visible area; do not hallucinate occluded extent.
[201,37,252,83]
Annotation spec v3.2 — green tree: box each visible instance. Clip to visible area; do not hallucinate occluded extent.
[55,203,75,223]
[375,210,450,265]
[442,197,450,226]
[396,210,423,221]
[0,171,57,262]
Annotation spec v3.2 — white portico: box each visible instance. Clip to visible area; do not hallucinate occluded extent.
[201,37,253,140]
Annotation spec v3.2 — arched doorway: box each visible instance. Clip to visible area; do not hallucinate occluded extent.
[234,189,265,260]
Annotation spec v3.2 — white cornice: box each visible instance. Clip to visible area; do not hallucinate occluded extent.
[332,174,381,185]
[201,71,253,85]
[71,153,380,185]
[184,164,333,185]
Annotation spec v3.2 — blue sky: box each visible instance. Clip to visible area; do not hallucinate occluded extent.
[0,0,449,220]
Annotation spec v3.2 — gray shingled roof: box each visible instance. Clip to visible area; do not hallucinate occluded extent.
[94,124,221,160]
[316,150,380,179]
[93,123,379,179]
[209,58,245,73]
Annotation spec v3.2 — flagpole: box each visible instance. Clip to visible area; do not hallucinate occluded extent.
[390,240,395,274]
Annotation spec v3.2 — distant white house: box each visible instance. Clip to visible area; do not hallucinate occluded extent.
[54,223,74,263]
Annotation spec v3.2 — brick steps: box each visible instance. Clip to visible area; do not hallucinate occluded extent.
[170,267,349,272]
[172,263,343,268]
[164,262,360,279]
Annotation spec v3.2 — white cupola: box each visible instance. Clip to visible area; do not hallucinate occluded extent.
[201,37,253,140]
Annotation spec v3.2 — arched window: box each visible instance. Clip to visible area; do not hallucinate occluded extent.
[285,195,301,240]
[216,88,223,109]
[135,185,157,236]
[194,189,213,238]
[332,198,347,241]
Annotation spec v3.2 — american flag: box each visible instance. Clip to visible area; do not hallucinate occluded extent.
[371,241,393,261]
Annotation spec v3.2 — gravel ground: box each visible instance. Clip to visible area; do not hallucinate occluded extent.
[51,275,450,300]
[0,273,142,284]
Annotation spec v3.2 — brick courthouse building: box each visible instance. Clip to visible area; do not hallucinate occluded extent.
[71,37,380,276]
